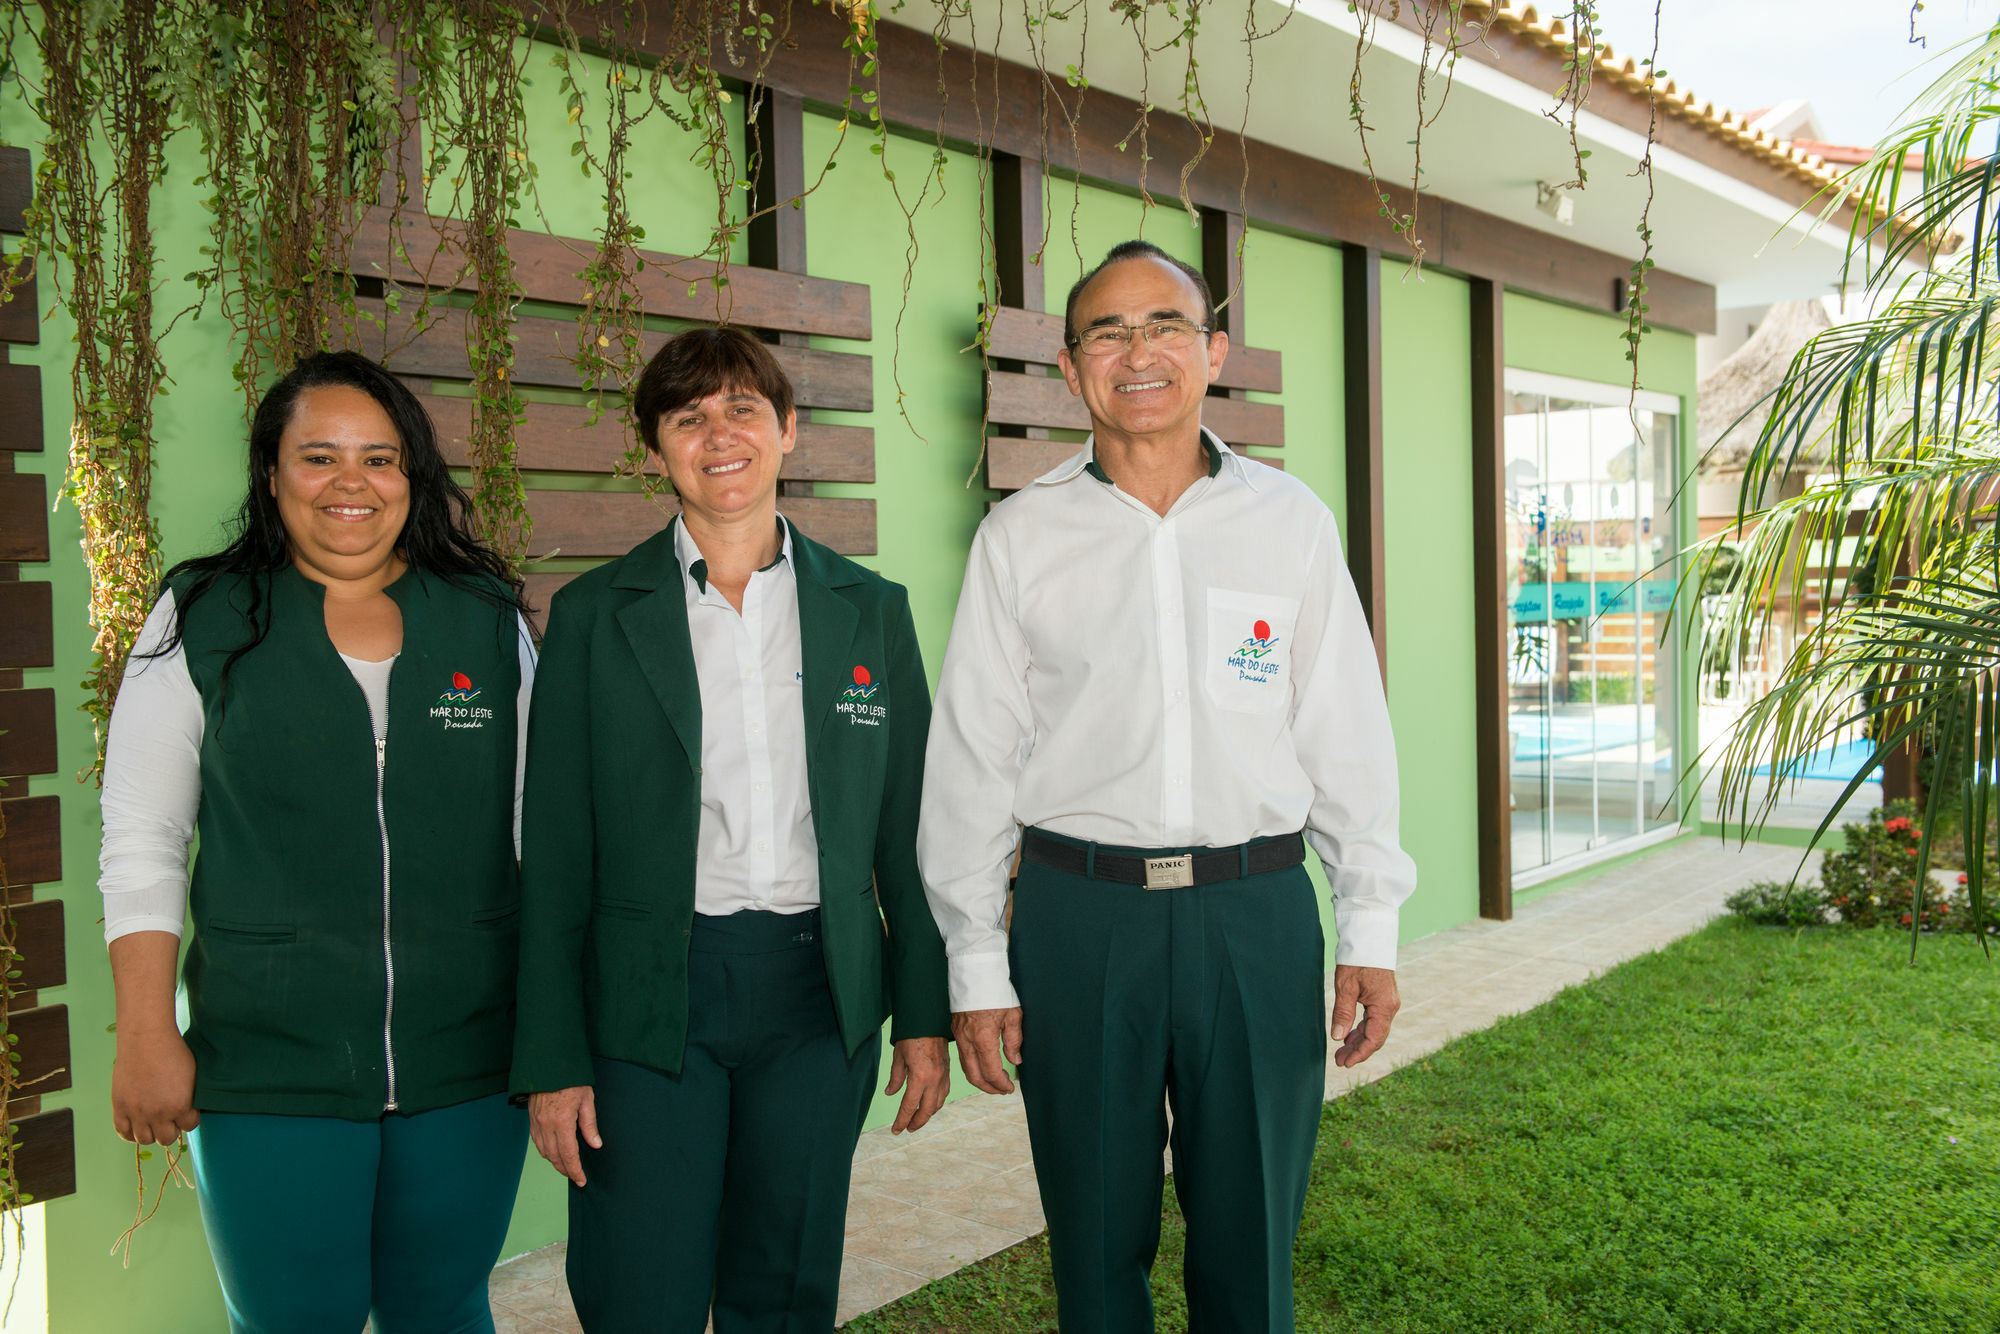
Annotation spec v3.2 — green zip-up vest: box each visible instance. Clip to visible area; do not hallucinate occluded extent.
[172,565,522,1119]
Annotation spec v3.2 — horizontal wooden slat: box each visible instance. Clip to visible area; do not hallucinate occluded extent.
[984,307,1282,393]
[0,795,60,886]
[986,437,1286,491]
[526,490,876,559]
[0,471,48,561]
[0,581,52,669]
[8,1004,70,1100]
[0,363,41,452]
[5,1107,74,1207]
[351,207,873,341]
[421,395,874,483]
[0,690,57,777]
[353,298,872,413]
[986,371,1285,448]
[0,263,35,346]
[7,899,64,991]
[985,437,1077,491]
[0,146,29,235]
[523,572,581,626]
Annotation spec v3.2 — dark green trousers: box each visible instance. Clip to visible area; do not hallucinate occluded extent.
[1010,838,1328,1334]
[566,909,880,1334]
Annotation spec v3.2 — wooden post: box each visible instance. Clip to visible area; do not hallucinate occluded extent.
[1200,206,1247,402]
[991,151,1050,446]
[747,86,814,495]
[1470,277,1513,921]
[1341,244,1388,680]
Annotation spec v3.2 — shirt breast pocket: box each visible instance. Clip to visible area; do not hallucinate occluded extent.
[1203,589,1299,715]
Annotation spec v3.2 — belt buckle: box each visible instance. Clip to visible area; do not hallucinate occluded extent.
[1143,854,1194,890]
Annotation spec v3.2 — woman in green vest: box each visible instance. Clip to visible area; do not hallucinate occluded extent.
[98,351,535,1334]
[511,326,952,1333]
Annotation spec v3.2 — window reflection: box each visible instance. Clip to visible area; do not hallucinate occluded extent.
[1504,379,1680,876]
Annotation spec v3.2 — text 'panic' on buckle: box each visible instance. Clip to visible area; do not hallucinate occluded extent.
[1143,855,1195,890]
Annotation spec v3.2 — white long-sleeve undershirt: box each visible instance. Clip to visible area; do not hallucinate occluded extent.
[98,589,537,945]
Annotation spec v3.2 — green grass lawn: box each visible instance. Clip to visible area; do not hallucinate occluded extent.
[846,922,1999,1334]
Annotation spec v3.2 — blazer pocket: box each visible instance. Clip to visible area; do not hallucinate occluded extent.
[591,897,653,921]
[203,920,297,944]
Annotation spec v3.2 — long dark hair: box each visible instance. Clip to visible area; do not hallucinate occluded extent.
[151,351,532,671]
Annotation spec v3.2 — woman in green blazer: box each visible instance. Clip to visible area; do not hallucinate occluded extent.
[512,326,952,1333]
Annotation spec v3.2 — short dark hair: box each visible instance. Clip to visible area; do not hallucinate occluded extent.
[1062,240,1216,347]
[633,325,797,453]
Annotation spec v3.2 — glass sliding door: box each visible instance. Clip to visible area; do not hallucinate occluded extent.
[1503,371,1682,879]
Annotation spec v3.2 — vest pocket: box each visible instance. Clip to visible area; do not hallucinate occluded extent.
[471,903,520,927]
[592,896,652,920]
[203,920,297,944]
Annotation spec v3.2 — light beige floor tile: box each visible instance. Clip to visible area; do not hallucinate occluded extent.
[920,1162,1048,1236]
[835,1256,930,1324]
[845,1206,1024,1279]
[491,1243,566,1300]
[848,1140,1008,1209]
[492,1307,568,1334]
[498,1277,581,1331]
[845,1185,918,1236]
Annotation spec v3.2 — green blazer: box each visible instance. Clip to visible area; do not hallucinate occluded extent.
[511,519,950,1091]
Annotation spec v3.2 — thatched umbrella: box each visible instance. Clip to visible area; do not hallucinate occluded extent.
[1698,298,1835,473]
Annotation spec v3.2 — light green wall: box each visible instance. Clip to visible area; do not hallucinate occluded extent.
[1380,272,1484,941]
[4,25,1707,1328]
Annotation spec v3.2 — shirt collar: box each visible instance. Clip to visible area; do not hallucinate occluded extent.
[672,514,793,595]
[1039,427,1257,491]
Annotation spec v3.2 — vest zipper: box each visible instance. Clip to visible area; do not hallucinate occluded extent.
[376,734,399,1112]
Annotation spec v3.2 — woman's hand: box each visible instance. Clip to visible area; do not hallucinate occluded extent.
[107,931,197,1146]
[528,1086,602,1186]
[111,1028,200,1146]
[885,1036,951,1134]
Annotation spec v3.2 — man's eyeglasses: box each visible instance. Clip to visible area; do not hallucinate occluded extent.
[1068,318,1211,356]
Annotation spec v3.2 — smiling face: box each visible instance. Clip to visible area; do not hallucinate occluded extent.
[268,384,410,583]
[1057,255,1228,445]
[652,386,797,526]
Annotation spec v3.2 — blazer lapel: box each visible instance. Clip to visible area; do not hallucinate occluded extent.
[793,532,861,754]
[613,526,702,768]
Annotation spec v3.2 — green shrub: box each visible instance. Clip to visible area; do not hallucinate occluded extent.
[1723,879,1827,927]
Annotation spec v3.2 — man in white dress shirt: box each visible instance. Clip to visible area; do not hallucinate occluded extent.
[918,240,1418,1334]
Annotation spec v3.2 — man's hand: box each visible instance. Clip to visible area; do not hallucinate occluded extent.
[528,1085,602,1187]
[111,1028,200,1146]
[1330,965,1399,1068]
[885,1036,951,1133]
[951,1007,1023,1095]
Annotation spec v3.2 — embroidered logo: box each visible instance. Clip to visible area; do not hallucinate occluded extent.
[1226,620,1283,685]
[836,665,887,726]
[438,671,483,703]
[431,670,495,730]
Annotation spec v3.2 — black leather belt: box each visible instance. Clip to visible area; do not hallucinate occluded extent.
[1021,828,1306,890]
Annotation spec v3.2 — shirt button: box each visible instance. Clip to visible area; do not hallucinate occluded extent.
[1172,776,1186,786]
[1173,689,1185,699]
[754,782,767,792]
[757,840,769,850]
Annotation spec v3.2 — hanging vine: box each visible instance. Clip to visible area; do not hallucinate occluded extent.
[442,0,535,560]
[168,1,400,413]
[1622,0,1662,408]
[1544,1,1599,191]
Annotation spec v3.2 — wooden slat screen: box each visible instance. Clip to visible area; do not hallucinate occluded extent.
[0,143,74,1209]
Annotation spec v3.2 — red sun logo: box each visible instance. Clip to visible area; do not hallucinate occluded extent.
[853,665,872,686]
[1253,620,1271,642]
[452,672,472,691]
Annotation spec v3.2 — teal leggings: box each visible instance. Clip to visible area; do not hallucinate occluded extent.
[188,1093,528,1334]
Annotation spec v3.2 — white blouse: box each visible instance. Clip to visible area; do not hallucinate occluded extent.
[98,589,537,944]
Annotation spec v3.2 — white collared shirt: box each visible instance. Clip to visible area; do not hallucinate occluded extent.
[917,431,1418,1011]
[676,516,821,916]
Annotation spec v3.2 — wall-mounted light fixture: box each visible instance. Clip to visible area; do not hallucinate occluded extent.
[1536,181,1575,226]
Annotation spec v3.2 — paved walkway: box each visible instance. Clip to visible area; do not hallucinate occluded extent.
[487,835,1816,1332]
